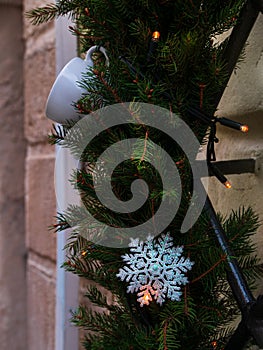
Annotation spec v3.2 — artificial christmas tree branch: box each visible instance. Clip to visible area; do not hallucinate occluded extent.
[28,0,263,348]
[100,2,263,342]
[108,3,263,342]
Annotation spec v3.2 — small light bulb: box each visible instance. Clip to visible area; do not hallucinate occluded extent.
[240,124,249,133]
[211,341,217,348]
[81,251,87,257]
[218,117,249,132]
[144,294,149,301]
[224,181,232,189]
[142,292,152,305]
[152,31,160,41]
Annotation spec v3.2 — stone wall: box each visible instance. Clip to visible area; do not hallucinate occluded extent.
[0,2,27,349]
[23,0,57,348]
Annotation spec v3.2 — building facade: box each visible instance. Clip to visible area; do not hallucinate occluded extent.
[0,0,262,348]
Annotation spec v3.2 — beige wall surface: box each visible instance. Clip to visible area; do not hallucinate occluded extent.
[209,14,263,286]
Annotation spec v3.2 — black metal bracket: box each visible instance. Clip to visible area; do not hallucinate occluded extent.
[224,295,263,349]
[210,159,256,175]
[196,158,257,178]
[253,0,263,11]
[204,196,263,349]
[205,196,255,309]
[214,0,261,107]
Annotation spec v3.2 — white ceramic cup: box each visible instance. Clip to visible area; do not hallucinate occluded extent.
[45,46,109,124]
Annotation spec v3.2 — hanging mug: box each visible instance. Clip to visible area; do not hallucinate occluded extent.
[45,46,109,124]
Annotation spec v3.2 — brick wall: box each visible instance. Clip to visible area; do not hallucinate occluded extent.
[0,2,27,349]
[23,0,57,348]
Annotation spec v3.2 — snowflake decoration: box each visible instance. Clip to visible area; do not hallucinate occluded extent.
[117,233,194,307]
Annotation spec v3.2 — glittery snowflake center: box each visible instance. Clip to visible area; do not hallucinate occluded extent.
[117,233,194,307]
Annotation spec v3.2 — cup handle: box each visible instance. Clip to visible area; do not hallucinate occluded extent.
[84,45,110,67]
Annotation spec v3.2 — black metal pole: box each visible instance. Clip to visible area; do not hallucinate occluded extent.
[204,196,258,349]
[254,0,263,12]
[224,320,251,350]
[214,0,260,107]
[225,295,263,349]
[205,195,263,349]
[204,196,255,309]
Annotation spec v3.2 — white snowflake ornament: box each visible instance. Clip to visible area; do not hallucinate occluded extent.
[117,233,194,307]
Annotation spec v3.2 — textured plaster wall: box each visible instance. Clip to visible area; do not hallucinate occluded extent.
[23,0,57,348]
[0,3,27,349]
[208,14,263,279]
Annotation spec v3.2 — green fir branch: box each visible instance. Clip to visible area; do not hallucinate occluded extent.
[29,0,263,348]
[26,0,85,25]
[25,4,60,25]
[48,124,69,145]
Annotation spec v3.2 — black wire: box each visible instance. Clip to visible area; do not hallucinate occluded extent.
[207,122,218,163]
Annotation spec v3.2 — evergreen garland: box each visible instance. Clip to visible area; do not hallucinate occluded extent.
[27,1,263,349]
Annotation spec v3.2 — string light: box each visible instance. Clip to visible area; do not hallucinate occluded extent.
[211,340,217,348]
[218,117,249,133]
[147,31,161,62]
[187,107,249,134]
[209,163,231,189]
[138,289,153,307]
[152,31,160,41]
[224,181,232,189]
[144,293,150,302]
[240,124,249,133]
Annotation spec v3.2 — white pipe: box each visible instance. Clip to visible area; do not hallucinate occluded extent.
[55,16,79,350]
